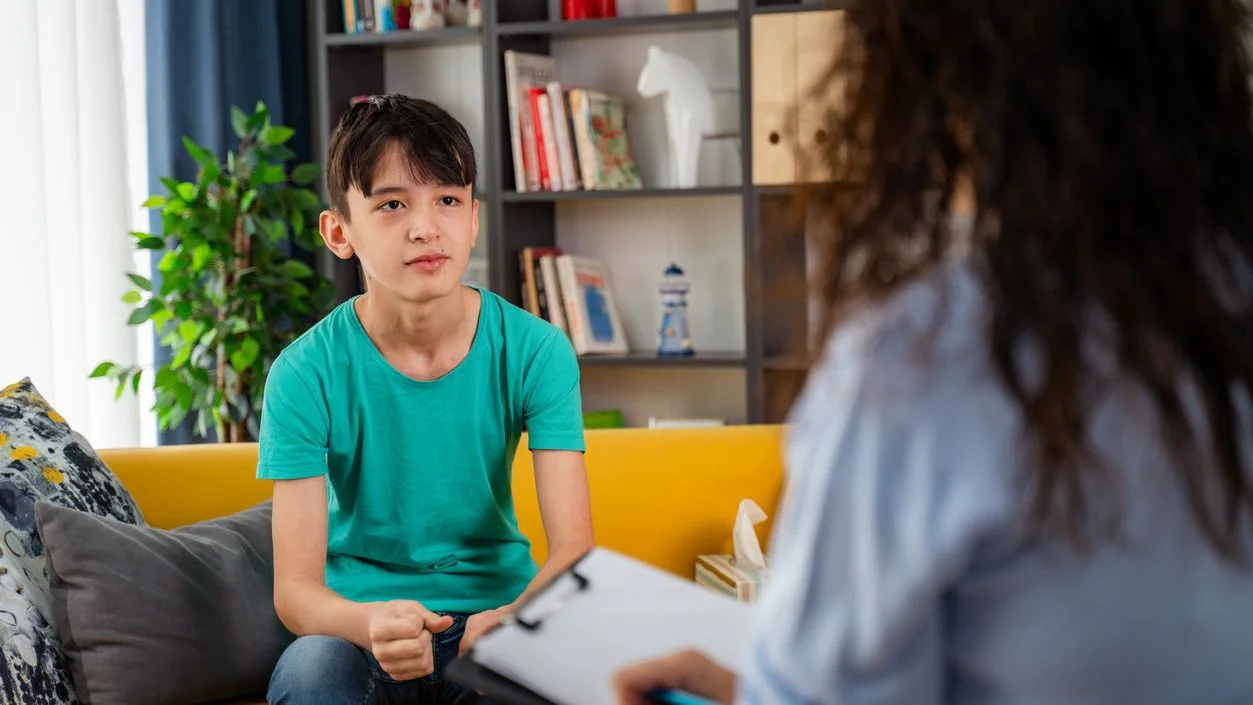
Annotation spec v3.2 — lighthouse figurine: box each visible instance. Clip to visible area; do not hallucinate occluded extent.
[658,263,694,356]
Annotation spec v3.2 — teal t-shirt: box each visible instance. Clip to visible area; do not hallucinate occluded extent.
[256,288,585,613]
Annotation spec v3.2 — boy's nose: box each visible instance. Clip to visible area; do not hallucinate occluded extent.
[407,211,439,242]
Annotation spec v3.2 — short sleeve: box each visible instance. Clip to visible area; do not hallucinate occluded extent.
[257,355,329,480]
[521,330,585,452]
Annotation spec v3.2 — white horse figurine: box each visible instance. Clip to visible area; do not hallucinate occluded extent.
[637,46,714,189]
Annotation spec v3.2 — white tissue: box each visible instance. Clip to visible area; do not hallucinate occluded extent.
[733,498,768,569]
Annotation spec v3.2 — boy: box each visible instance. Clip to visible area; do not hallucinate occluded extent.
[259,94,593,704]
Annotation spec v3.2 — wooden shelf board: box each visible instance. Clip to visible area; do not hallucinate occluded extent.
[497,11,738,38]
[502,186,742,203]
[324,26,481,49]
[578,352,747,368]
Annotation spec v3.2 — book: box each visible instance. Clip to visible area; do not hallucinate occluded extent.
[569,89,643,190]
[547,82,582,192]
[555,255,629,355]
[520,246,563,321]
[539,254,568,336]
[504,51,556,193]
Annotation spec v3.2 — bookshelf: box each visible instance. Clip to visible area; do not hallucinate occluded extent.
[311,0,837,426]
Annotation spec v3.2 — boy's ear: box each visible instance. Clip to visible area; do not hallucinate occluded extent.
[320,209,356,260]
[470,198,480,250]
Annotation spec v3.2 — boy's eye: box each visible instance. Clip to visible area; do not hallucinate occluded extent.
[439,196,460,207]
[378,200,403,212]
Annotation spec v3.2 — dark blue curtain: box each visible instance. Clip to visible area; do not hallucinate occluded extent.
[145,0,313,445]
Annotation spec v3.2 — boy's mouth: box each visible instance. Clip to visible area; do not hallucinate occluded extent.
[406,253,450,272]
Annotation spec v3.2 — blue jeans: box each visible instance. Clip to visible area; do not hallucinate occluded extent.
[268,613,489,705]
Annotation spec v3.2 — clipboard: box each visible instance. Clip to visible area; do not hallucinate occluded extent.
[446,548,754,705]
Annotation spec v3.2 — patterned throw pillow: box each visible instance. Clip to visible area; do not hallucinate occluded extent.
[0,377,144,704]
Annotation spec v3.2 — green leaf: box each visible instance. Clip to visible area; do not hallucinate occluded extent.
[240,189,257,213]
[142,195,167,209]
[151,308,174,330]
[121,290,143,305]
[183,136,217,168]
[167,404,189,431]
[160,177,182,194]
[179,320,203,343]
[128,307,152,325]
[231,106,249,139]
[157,250,178,272]
[177,182,196,202]
[246,105,268,133]
[263,126,295,145]
[127,273,152,291]
[137,236,166,250]
[293,188,322,209]
[243,215,258,237]
[132,369,143,394]
[291,163,320,186]
[192,244,213,271]
[282,260,314,279]
[171,345,192,369]
[230,337,261,370]
[259,164,286,185]
[292,209,306,235]
[174,383,193,411]
[90,362,115,379]
[199,162,221,187]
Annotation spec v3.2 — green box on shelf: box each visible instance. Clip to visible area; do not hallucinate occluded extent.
[583,409,625,429]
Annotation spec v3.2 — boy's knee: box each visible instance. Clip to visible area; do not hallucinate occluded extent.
[268,635,371,704]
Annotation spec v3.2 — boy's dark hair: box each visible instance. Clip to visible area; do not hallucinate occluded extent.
[324,93,476,219]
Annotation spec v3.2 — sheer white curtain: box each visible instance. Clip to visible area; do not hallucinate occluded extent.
[0,0,152,449]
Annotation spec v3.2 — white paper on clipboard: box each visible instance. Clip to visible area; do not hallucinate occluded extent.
[470,548,756,705]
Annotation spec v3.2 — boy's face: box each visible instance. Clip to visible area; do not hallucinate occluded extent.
[321,142,478,304]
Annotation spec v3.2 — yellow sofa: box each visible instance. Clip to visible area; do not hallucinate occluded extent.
[87,425,785,703]
[99,424,787,586]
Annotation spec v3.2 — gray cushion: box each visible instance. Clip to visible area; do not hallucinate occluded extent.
[35,500,294,705]
[0,377,145,705]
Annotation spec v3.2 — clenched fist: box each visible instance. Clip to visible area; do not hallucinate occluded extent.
[368,600,454,681]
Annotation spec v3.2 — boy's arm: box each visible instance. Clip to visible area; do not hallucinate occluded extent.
[260,356,448,655]
[272,476,378,647]
[507,448,594,609]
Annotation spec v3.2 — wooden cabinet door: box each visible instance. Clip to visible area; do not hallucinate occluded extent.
[752,13,798,185]
[796,9,845,183]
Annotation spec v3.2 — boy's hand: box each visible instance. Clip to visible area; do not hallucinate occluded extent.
[368,600,454,681]
[458,608,504,655]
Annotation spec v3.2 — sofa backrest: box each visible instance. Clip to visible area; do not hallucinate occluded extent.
[97,425,787,578]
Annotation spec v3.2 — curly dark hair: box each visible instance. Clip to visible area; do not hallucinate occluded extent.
[799,0,1253,558]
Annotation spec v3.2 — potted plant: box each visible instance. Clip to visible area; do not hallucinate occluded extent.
[94,102,334,442]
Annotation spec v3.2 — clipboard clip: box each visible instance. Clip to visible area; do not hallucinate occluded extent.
[503,552,592,632]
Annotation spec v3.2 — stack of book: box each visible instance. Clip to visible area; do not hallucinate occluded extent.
[504,50,644,193]
[519,247,629,356]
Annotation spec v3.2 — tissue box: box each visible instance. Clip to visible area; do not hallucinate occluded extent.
[694,554,768,603]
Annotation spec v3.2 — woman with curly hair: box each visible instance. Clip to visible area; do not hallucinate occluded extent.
[615,1,1253,703]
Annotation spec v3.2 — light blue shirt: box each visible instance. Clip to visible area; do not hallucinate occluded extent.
[740,262,1253,705]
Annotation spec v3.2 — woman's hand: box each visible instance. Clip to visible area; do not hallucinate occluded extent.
[459,608,504,655]
[612,649,737,705]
